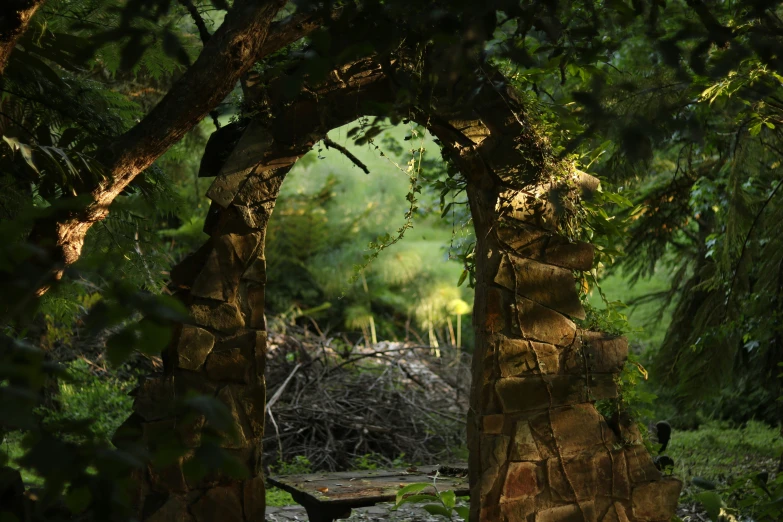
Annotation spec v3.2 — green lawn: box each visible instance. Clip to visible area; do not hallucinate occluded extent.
[667,421,782,501]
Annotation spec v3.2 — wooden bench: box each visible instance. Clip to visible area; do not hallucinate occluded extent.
[268,464,469,522]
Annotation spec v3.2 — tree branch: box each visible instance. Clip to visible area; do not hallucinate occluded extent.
[323,137,370,174]
[0,0,45,76]
[29,0,333,292]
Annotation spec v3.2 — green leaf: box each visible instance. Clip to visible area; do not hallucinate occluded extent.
[397,493,439,507]
[423,504,453,518]
[394,481,427,501]
[454,506,470,520]
[440,490,456,509]
[65,485,92,513]
[695,491,725,521]
[457,270,468,287]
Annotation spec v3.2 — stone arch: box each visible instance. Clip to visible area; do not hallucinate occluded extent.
[117,57,682,522]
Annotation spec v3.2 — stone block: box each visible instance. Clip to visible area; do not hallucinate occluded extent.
[190,300,244,333]
[243,475,266,521]
[206,121,274,208]
[510,420,540,461]
[528,411,556,459]
[497,337,537,377]
[496,255,585,320]
[191,485,244,522]
[498,337,560,377]
[216,386,251,448]
[631,478,682,521]
[535,502,596,522]
[586,374,619,401]
[483,414,505,434]
[479,435,510,497]
[206,330,255,384]
[496,222,550,253]
[549,405,606,457]
[146,494,194,522]
[600,502,631,522]
[191,233,261,302]
[500,497,535,522]
[512,235,594,272]
[501,462,540,501]
[532,341,560,374]
[148,458,187,494]
[242,257,266,283]
[514,296,577,346]
[174,368,219,397]
[495,377,551,413]
[254,330,267,377]
[564,332,627,374]
[245,284,266,329]
[133,376,176,421]
[624,445,661,484]
[548,455,597,502]
[177,325,215,371]
[237,384,266,438]
[170,241,214,290]
[497,189,557,230]
[485,287,506,333]
[595,450,630,499]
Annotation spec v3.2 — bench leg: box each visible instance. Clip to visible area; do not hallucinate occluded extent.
[302,502,351,522]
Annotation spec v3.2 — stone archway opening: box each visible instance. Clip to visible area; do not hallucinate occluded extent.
[117,56,682,522]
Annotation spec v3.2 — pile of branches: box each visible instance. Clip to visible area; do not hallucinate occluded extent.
[263,327,470,472]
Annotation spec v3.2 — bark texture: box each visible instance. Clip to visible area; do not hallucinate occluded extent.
[118,55,682,521]
[30,0,325,293]
[0,0,44,75]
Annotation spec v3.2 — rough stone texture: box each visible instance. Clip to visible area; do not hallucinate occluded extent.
[497,337,559,377]
[483,414,505,434]
[190,300,244,333]
[502,462,540,501]
[177,325,215,371]
[243,475,266,521]
[535,502,596,522]
[190,485,244,522]
[146,495,194,522]
[510,420,540,461]
[133,376,176,421]
[455,84,679,521]
[563,331,628,374]
[496,255,586,320]
[514,295,577,346]
[625,445,662,484]
[120,64,680,522]
[631,479,683,521]
[479,434,510,497]
[549,405,608,457]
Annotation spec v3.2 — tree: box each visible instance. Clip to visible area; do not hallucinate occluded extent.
[0,0,45,74]
[5,1,783,521]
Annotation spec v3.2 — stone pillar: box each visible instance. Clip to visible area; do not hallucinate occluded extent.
[114,125,306,522]
[429,87,682,521]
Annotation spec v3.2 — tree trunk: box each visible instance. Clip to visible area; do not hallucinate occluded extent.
[0,0,44,75]
[27,0,325,294]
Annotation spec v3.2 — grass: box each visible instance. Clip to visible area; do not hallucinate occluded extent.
[667,420,782,496]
